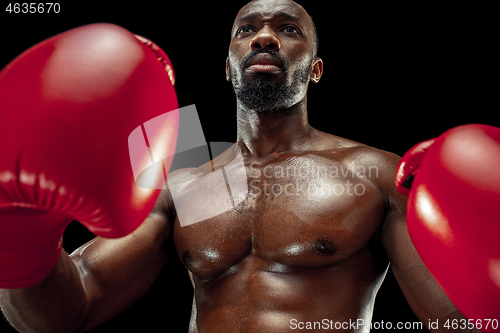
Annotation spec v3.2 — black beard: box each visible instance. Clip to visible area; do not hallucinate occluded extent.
[229,50,312,113]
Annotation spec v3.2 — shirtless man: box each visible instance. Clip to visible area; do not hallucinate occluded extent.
[0,0,476,332]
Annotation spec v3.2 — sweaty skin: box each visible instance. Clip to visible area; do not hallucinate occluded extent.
[0,1,477,333]
[173,142,393,332]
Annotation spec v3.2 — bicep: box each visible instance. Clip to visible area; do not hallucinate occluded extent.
[375,150,469,331]
[381,194,468,331]
[71,206,174,331]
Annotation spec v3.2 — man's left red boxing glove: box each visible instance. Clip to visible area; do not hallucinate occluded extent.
[395,124,500,330]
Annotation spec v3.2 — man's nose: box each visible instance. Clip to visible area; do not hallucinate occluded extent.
[250,27,281,52]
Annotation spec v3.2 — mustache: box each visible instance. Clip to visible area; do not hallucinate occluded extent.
[242,49,288,71]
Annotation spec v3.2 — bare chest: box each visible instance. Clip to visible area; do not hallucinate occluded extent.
[172,154,386,279]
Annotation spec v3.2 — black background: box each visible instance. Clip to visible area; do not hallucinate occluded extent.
[0,1,496,332]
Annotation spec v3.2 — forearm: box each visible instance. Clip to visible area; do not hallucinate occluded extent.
[0,251,88,333]
[393,264,482,333]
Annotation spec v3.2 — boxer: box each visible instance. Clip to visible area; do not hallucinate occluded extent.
[0,0,484,332]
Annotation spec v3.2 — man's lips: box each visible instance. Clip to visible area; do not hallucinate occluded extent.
[245,53,284,73]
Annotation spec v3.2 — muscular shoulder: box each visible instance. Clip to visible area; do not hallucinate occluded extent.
[150,166,210,223]
[161,143,242,218]
[315,130,400,171]
[166,143,241,186]
[347,146,401,185]
[165,150,236,191]
[159,167,209,219]
[315,130,402,200]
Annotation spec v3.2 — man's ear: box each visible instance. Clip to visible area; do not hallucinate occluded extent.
[226,58,231,82]
[310,58,324,83]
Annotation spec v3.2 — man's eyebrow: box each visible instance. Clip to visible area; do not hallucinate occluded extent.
[235,11,304,26]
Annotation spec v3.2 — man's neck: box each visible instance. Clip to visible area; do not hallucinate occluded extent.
[236,99,314,157]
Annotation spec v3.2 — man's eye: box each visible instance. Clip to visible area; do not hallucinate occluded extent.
[238,27,253,34]
[282,26,299,34]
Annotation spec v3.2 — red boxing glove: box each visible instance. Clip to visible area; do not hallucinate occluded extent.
[0,24,179,289]
[396,124,500,329]
[395,138,436,197]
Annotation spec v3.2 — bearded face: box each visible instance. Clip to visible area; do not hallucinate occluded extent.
[227,49,313,113]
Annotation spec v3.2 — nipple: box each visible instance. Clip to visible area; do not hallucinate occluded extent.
[315,239,337,256]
